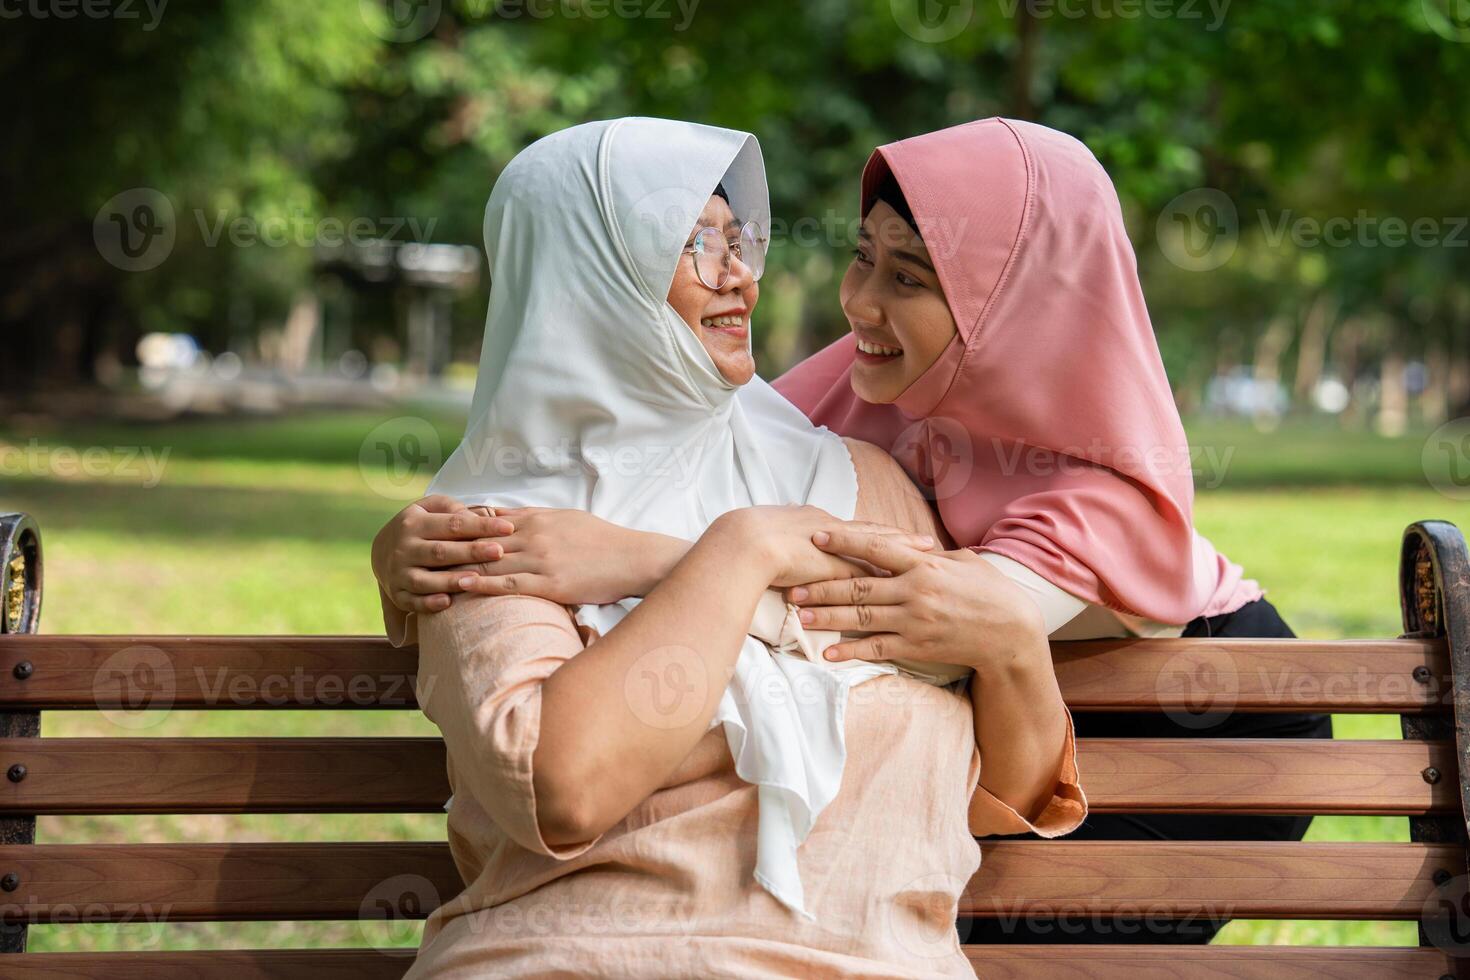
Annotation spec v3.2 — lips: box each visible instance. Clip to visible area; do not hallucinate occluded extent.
[855,336,902,357]
[700,313,749,341]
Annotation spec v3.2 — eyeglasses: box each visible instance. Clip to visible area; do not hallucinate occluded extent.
[681,220,767,289]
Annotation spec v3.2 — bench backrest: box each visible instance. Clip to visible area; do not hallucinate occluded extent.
[0,512,1467,977]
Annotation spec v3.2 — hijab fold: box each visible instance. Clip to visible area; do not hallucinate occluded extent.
[775,118,1260,625]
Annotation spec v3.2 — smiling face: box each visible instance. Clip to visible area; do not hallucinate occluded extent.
[839,199,958,404]
[666,194,758,386]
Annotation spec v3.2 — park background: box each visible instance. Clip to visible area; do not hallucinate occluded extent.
[3,0,1470,954]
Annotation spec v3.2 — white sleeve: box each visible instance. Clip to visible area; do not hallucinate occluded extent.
[976,551,1089,635]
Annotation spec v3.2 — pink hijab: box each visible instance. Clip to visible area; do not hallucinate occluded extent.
[773,117,1261,624]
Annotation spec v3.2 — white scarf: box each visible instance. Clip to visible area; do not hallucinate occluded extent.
[427,117,947,920]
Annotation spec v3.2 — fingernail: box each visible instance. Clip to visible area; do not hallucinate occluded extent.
[920,535,934,546]
[458,576,475,588]
[799,609,814,624]
[812,531,830,546]
[495,520,514,534]
[789,587,808,602]
[825,648,839,660]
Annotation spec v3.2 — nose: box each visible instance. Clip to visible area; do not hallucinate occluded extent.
[842,264,885,328]
[720,251,755,293]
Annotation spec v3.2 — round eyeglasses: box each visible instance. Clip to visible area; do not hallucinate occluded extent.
[681,221,768,289]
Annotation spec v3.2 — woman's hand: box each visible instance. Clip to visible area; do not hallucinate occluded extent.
[450,507,689,605]
[787,528,1049,679]
[372,495,512,614]
[720,506,938,589]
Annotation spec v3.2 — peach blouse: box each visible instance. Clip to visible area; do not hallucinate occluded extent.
[401,440,1087,977]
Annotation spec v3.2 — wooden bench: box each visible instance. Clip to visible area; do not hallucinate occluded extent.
[1,508,1468,977]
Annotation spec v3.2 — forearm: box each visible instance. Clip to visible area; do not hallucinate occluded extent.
[971,639,1070,824]
[536,514,770,841]
[625,530,693,596]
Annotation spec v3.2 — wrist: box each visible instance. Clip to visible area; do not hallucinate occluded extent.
[638,533,692,595]
[972,634,1053,693]
[708,509,780,579]
[974,597,1050,683]
[624,526,672,595]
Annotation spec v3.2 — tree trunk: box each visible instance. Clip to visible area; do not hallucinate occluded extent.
[1377,349,1408,437]
[280,290,323,375]
[1252,315,1291,426]
[1010,6,1039,121]
[1292,292,1335,408]
[1450,323,1470,419]
[1422,342,1450,427]
[1332,318,1366,429]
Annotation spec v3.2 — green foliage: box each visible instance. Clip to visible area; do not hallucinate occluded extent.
[4,1,1468,390]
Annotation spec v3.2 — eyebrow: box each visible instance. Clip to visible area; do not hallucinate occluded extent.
[857,226,936,274]
[685,218,742,244]
[892,247,935,274]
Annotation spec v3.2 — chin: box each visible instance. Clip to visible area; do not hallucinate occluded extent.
[717,356,756,387]
[849,369,899,405]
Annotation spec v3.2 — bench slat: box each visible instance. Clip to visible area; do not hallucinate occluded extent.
[0,635,1448,712]
[965,840,1463,920]
[1052,637,1449,713]
[0,636,419,710]
[0,738,1451,816]
[0,841,1457,923]
[1077,737,1455,815]
[0,738,450,814]
[0,843,458,922]
[4,945,1463,979]
[968,945,1468,978]
[4,949,411,979]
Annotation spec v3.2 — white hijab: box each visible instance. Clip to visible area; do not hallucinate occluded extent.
[428,117,924,920]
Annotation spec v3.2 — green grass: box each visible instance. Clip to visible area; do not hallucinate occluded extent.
[1184,416,1455,489]
[1,408,1465,952]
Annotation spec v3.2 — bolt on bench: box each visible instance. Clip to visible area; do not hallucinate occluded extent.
[0,510,1468,978]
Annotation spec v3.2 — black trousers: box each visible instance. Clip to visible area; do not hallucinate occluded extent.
[960,597,1334,946]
